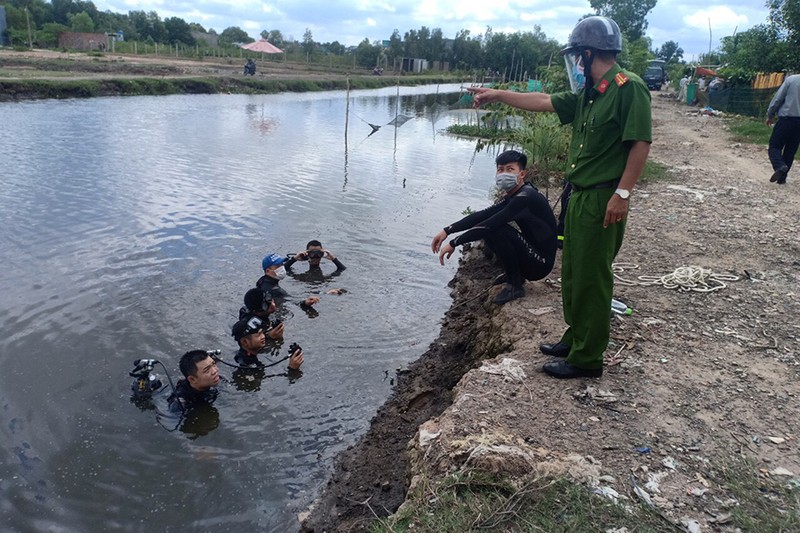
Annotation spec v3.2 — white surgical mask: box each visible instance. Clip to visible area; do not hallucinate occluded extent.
[495,172,519,192]
[572,59,586,88]
[274,266,286,280]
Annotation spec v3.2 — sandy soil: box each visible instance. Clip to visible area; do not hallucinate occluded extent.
[303,94,800,532]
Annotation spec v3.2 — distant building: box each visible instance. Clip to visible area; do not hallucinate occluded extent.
[59,32,109,51]
[0,6,9,46]
[401,57,429,73]
[192,31,218,48]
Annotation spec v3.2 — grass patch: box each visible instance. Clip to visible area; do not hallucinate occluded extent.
[445,124,514,141]
[712,457,800,532]
[640,159,670,183]
[727,116,772,145]
[373,471,672,533]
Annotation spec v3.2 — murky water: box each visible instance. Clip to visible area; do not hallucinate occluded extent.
[0,85,503,531]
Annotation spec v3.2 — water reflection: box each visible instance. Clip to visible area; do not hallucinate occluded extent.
[0,84,504,531]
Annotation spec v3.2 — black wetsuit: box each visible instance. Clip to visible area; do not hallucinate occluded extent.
[234,348,265,368]
[168,380,218,414]
[285,257,346,284]
[446,183,557,286]
[256,275,289,300]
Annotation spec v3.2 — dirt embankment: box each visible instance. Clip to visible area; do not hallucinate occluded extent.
[302,94,800,532]
[0,49,460,101]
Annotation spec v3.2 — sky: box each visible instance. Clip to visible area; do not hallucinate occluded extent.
[94,0,771,61]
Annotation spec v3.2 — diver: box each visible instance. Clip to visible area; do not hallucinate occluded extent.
[239,287,285,339]
[167,350,220,414]
[284,240,347,286]
[257,253,321,313]
[231,314,303,369]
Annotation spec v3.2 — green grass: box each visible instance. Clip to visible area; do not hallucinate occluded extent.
[727,116,772,145]
[373,471,674,533]
[640,159,670,183]
[445,124,514,141]
[372,457,800,533]
[713,457,800,532]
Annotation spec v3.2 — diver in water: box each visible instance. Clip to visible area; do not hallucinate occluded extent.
[231,314,303,370]
[167,350,220,414]
[238,287,285,340]
[284,240,348,289]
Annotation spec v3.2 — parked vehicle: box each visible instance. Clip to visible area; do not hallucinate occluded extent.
[643,60,666,91]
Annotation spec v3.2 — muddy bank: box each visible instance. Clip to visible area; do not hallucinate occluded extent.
[300,248,509,532]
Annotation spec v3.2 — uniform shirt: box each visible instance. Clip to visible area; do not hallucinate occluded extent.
[551,64,652,188]
[767,74,800,119]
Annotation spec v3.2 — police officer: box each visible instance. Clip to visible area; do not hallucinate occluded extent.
[469,16,652,378]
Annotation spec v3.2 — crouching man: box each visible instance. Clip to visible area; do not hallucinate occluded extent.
[431,150,557,305]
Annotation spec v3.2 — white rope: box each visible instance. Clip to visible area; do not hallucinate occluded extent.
[612,262,739,293]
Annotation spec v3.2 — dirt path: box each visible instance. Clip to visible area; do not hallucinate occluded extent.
[303,94,800,532]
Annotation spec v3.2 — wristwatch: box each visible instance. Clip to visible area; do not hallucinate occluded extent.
[614,188,631,200]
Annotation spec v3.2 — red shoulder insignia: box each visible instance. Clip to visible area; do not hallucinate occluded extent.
[597,79,610,94]
[614,72,629,87]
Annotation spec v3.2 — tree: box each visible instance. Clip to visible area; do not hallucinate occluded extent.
[720,24,788,74]
[68,11,94,32]
[302,27,314,58]
[768,0,800,69]
[266,29,283,45]
[36,22,69,46]
[188,22,206,33]
[322,40,346,55]
[219,26,252,46]
[388,29,403,62]
[589,0,657,41]
[355,37,380,67]
[164,16,194,45]
[654,40,683,63]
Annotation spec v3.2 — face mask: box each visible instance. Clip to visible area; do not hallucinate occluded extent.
[274,266,286,280]
[495,172,519,192]
[572,57,586,88]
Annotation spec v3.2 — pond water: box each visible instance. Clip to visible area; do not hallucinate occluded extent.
[0,85,505,531]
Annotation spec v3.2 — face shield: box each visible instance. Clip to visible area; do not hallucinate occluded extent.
[563,52,585,94]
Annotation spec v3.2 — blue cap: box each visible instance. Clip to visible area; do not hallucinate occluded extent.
[261,253,285,271]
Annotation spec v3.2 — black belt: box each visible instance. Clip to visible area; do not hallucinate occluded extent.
[569,179,619,192]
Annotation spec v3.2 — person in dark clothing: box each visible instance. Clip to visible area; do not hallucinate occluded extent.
[231,315,304,370]
[284,240,347,284]
[168,350,220,414]
[238,287,285,340]
[257,253,321,308]
[766,73,800,184]
[431,150,557,305]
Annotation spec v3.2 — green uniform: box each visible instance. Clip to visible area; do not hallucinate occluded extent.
[550,64,652,370]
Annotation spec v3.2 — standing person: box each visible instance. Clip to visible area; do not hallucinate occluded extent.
[431,150,557,305]
[469,16,652,379]
[766,73,800,185]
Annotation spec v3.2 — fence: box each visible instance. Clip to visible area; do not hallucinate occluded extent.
[708,86,779,118]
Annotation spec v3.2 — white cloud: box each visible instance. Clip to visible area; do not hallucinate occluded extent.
[683,6,750,32]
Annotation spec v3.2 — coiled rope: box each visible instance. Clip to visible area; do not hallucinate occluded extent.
[612,263,739,293]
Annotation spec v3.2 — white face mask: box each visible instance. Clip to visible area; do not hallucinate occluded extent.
[274,266,286,280]
[495,172,519,192]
